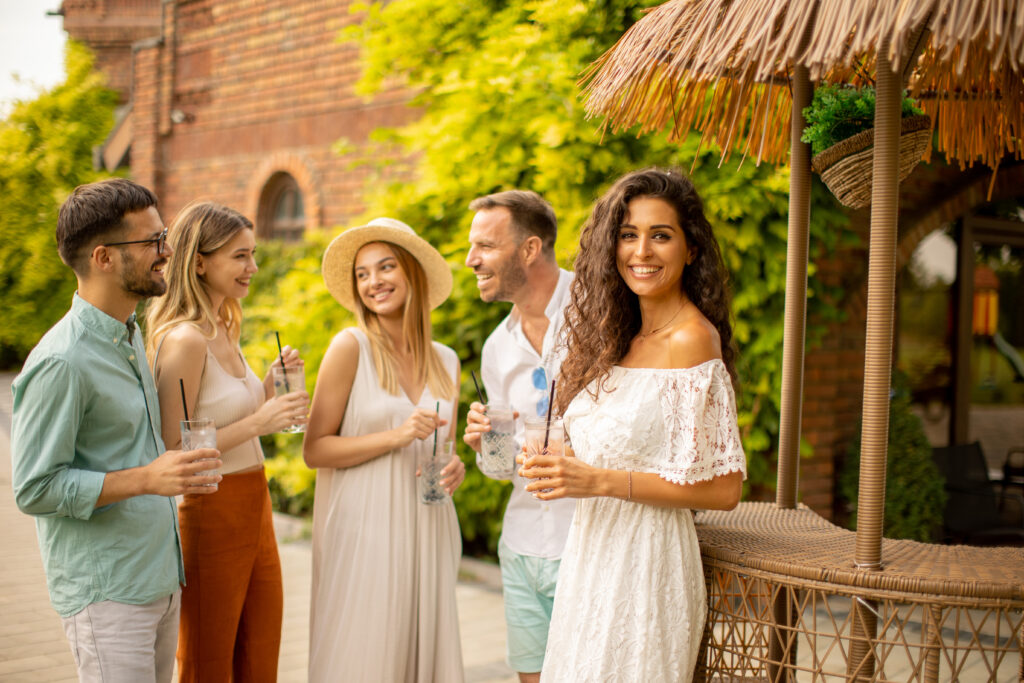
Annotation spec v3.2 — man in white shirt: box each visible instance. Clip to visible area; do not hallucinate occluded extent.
[463,190,575,682]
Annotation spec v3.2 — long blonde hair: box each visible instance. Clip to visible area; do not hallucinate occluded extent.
[354,242,455,400]
[145,201,252,359]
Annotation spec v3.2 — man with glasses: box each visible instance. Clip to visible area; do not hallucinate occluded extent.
[11,178,222,682]
[463,190,575,683]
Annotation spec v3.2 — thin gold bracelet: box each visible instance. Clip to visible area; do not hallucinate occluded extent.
[626,470,632,501]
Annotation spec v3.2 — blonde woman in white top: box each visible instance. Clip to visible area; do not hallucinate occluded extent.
[146,201,309,682]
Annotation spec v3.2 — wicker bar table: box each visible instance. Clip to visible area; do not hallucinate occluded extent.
[694,502,1024,682]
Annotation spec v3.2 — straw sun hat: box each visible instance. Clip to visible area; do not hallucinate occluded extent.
[322,217,453,312]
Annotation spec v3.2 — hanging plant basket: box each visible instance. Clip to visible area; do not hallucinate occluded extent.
[811,114,932,210]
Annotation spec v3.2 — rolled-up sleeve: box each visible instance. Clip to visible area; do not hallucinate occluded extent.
[11,358,106,519]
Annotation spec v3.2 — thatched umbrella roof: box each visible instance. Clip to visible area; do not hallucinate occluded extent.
[582,0,1024,170]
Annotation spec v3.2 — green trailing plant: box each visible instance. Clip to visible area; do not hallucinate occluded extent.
[839,374,947,542]
[801,84,925,157]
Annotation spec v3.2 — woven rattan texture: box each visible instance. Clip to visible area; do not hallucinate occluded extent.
[696,571,1022,681]
[811,115,932,210]
[695,502,1024,602]
[694,502,1023,681]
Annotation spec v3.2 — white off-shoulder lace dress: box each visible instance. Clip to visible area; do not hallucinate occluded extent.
[540,360,746,682]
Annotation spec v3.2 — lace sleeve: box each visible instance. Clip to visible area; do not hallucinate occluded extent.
[651,361,747,486]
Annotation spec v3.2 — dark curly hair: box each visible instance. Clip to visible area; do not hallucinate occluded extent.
[556,168,737,414]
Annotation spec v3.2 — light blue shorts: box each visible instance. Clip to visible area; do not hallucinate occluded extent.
[497,538,561,674]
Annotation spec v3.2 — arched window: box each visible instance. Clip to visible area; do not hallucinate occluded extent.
[258,172,306,242]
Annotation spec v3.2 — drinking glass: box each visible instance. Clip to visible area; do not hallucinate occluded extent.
[180,417,218,488]
[523,416,564,458]
[272,365,306,433]
[479,403,517,477]
[419,437,452,505]
[523,416,563,493]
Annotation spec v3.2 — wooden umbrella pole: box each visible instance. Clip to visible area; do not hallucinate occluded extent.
[847,36,902,682]
[767,63,813,683]
[775,64,813,511]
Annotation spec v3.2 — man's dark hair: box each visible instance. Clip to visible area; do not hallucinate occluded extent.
[469,190,557,253]
[57,178,158,274]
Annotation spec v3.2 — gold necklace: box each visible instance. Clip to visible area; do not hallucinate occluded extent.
[636,300,687,342]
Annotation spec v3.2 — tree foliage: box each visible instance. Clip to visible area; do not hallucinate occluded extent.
[0,41,118,367]
[245,0,856,555]
[839,376,946,542]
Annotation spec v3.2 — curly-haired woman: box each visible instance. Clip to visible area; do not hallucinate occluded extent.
[519,168,747,681]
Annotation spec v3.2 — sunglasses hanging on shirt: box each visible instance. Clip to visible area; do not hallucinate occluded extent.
[532,366,549,417]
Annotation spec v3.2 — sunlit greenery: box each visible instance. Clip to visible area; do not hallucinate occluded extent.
[0,42,118,367]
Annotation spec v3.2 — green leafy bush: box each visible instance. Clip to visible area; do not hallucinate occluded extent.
[265,442,317,517]
[239,235,347,518]
[839,375,946,542]
[0,42,118,367]
[800,84,925,157]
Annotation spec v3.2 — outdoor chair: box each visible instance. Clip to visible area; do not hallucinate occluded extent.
[932,442,1024,546]
[1002,447,1024,511]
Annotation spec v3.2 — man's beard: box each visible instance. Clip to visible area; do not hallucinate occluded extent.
[119,249,167,298]
[484,257,528,303]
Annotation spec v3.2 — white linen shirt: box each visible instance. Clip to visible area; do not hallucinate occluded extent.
[479,268,576,560]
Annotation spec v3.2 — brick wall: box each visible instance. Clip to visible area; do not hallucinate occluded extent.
[800,232,869,519]
[60,0,162,103]
[127,0,414,230]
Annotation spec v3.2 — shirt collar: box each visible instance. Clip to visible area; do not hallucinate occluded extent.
[545,269,572,319]
[71,293,137,345]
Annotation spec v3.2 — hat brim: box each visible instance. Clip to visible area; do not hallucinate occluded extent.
[322,221,453,312]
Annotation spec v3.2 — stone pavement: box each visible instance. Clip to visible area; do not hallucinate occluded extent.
[0,372,516,682]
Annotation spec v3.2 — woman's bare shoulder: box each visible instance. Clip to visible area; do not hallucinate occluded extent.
[320,328,361,370]
[328,328,360,353]
[668,316,721,369]
[160,322,208,356]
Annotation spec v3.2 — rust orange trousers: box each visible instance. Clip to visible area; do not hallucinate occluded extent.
[177,467,283,682]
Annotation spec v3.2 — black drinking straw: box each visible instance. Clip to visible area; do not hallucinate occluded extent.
[433,401,440,458]
[542,379,557,449]
[470,370,486,404]
[179,378,190,422]
[274,330,291,391]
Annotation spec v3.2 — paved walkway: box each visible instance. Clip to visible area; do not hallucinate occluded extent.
[0,372,515,682]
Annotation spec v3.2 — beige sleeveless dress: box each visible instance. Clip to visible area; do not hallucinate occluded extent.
[308,328,464,682]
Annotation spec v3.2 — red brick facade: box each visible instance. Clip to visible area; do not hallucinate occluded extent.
[63,0,414,231]
[59,0,162,103]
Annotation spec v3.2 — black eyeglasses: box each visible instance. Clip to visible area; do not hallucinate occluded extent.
[103,228,169,255]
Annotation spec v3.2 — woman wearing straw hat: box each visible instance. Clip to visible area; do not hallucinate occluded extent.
[518,169,746,681]
[146,201,310,681]
[305,217,465,682]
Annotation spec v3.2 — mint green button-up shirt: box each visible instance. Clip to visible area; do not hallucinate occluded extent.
[11,294,184,617]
